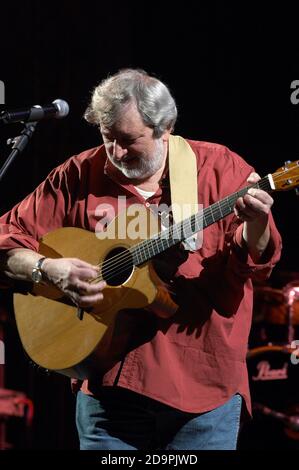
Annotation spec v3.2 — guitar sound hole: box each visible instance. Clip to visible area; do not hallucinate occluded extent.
[101,247,134,286]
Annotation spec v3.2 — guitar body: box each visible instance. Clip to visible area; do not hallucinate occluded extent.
[14,206,178,379]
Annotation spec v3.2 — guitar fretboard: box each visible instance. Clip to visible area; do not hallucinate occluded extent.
[131,176,272,266]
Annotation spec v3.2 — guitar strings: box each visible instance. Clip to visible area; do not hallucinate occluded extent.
[88,176,278,284]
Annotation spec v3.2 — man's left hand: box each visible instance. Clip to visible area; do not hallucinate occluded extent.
[234,172,273,222]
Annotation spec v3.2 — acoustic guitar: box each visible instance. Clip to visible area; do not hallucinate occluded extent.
[13,161,299,379]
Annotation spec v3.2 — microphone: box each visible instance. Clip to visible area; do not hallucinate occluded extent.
[254,402,299,432]
[0,99,69,124]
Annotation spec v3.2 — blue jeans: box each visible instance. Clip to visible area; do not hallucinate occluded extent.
[76,387,242,450]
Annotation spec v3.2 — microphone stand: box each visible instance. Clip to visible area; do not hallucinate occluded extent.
[0,120,38,448]
[0,121,38,182]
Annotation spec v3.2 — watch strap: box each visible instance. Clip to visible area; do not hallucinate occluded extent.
[31,257,47,283]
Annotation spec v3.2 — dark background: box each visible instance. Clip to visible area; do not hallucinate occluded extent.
[0,1,299,450]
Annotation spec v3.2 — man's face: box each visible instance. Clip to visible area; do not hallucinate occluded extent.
[100,103,166,180]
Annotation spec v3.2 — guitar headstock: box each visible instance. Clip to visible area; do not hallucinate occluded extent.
[271,160,299,191]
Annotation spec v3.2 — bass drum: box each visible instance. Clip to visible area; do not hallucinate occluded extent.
[238,345,299,449]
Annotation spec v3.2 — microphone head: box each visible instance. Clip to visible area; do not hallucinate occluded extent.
[53,99,69,119]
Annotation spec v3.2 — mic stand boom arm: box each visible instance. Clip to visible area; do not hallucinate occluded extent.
[0,121,38,182]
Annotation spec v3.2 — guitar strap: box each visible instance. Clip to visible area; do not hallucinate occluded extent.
[168,135,198,250]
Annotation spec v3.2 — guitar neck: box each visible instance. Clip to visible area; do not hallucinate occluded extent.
[131,175,272,266]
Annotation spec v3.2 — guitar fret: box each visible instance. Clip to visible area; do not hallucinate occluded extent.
[217,201,223,218]
[132,245,141,265]
[210,207,215,222]
[149,240,156,257]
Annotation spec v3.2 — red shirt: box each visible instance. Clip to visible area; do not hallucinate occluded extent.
[0,140,282,415]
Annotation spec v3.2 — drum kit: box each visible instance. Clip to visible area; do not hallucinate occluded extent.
[239,275,299,449]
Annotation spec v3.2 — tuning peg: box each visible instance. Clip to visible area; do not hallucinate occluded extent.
[6,137,17,146]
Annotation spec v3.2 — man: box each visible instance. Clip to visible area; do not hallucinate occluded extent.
[0,69,281,450]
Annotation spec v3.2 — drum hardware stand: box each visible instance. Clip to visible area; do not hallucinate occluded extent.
[284,283,299,345]
[254,402,299,432]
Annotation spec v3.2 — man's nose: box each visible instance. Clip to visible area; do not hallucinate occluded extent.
[113,140,128,160]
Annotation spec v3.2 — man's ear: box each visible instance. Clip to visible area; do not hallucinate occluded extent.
[162,129,172,143]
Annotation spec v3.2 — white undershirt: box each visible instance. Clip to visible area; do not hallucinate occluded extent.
[134,186,155,199]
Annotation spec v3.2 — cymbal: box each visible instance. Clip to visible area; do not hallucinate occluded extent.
[283,281,299,301]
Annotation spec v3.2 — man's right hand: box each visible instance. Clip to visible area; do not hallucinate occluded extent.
[42,258,106,308]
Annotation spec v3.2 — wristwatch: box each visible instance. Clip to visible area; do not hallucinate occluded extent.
[31,257,47,284]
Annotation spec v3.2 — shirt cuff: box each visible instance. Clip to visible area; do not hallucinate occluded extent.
[229,223,281,278]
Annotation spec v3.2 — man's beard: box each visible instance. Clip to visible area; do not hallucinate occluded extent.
[107,138,165,180]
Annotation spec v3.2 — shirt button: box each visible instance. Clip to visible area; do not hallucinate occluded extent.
[145,202,150,207]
